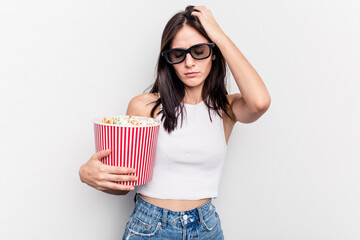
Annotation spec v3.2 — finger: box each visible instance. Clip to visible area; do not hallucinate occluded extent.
[191,11,201,20]
[194,6,212,16]
[191,11,201,16]
[107,173,138,183]
[103,182,135,191]
[92,149,111,161]
[192,6,211,18]
[194,5,207,11]
[105,165,136,174]
[93,175,135,191]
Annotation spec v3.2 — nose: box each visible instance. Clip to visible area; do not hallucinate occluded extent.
[184,52,195,67]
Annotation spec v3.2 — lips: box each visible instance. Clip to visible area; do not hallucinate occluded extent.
[185,72,199,77]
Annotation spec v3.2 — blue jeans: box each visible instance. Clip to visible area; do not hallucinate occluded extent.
[122,194,224,240]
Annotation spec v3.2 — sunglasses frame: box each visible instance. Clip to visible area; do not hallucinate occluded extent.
[161,43,216,65]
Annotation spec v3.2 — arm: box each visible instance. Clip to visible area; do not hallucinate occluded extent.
[215,36,271,123]
[192,6,271,123]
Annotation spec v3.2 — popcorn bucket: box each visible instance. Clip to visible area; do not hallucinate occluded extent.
[93,116,161,186]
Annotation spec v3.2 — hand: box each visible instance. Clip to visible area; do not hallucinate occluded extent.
[79,149,138,193]
[191,6,226,44]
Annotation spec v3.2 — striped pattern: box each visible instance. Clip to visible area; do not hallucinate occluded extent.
[94,123,160,186]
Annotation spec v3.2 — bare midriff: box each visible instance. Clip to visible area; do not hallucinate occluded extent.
[139,194,211,211]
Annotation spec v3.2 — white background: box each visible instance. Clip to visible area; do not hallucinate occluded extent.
[1,0,359,239]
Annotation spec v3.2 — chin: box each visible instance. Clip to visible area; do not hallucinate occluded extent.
[183,80,205,88]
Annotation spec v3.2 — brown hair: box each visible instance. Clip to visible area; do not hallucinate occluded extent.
[146,5,232,133]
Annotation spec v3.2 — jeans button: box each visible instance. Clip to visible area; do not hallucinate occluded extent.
[183,215,188,220]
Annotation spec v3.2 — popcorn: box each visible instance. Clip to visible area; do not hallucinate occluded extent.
[99,116,157,126]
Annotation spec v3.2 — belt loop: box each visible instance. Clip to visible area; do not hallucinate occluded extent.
[162,209,168,228]
[197,206,204,225]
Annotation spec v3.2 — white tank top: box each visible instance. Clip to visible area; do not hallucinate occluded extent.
[136,99,228,200]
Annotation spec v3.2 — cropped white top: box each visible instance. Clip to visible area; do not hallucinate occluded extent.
[136,100,228,200]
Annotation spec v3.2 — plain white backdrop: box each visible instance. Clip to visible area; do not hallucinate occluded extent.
[1,0,359,239]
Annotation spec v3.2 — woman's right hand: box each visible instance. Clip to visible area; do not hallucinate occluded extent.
[79,149,137,194]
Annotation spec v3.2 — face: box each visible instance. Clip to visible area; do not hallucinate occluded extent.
[170,25,215,90]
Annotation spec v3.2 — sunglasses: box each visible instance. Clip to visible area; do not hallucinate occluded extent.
[161,43,215,64]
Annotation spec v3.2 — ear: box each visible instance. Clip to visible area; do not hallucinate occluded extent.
[212,55,216,61]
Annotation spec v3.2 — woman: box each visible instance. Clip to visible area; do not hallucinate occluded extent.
[79,5,271,239]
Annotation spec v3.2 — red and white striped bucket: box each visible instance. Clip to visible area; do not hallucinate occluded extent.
[93,116,160,186]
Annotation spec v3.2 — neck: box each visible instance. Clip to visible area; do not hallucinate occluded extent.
[183,86,203,105]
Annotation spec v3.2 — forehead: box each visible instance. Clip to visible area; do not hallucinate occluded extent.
[171,25,209,49]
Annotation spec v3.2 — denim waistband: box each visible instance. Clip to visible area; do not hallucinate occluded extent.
[133,193,214,228]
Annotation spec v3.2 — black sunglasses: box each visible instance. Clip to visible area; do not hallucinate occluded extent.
[161,43,215,64]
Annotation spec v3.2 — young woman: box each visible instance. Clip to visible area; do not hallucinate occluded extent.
[79,5,271,239]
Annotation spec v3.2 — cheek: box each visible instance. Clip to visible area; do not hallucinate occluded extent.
[202,60,213,76]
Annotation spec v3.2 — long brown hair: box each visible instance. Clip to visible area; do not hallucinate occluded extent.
[146,5,233,133]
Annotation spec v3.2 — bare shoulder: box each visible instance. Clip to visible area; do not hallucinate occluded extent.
[126,92,160,118]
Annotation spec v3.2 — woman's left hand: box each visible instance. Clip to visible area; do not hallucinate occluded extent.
[191,6,226,44]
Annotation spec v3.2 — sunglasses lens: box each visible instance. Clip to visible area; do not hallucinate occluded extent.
[191,44,211,59]
[168,50,185,64]
[163,43,214,64]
